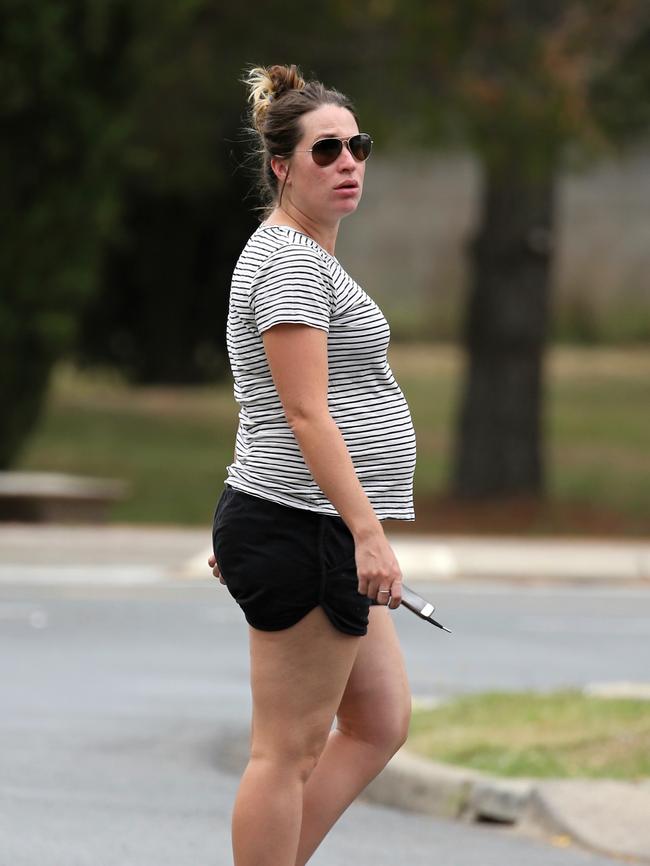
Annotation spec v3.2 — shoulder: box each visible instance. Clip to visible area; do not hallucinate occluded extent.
[248,227,334,285]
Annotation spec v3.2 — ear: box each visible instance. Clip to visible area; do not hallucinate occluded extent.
[270,156,290,184]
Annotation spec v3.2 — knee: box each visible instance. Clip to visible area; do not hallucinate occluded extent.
[250,736,327,785]
[375,700,411,757]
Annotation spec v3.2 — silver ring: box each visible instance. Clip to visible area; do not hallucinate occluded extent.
[378,590,390,595]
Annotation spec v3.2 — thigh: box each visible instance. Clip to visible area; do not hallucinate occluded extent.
[248,606,362,757]
[335,606,412,747]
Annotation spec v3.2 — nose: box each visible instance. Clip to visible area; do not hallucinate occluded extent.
[338,142,357,168]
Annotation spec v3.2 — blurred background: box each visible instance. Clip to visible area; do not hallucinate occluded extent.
[2,0,649,535]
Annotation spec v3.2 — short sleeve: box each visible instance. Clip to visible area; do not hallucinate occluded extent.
[249,244,334,335]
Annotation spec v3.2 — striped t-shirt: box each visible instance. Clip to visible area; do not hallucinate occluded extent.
[223,224,416,520]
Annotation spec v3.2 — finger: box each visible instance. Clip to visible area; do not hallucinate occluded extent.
[388,577,403,608]
[365,578,380,601]
[377,586,391,605]
[212,564,221,579]
[208,554,216,567]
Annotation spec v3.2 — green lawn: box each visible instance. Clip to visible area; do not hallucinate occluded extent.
[16,345,650,530]
[408,689,650,780]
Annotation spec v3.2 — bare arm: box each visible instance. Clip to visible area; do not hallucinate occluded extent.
[261,322,402,606]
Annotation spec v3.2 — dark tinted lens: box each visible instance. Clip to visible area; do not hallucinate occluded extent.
[349,133,372,161]
[311,138,343,166]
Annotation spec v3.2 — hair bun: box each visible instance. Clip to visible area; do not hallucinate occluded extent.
[267,64,305,99]
[243,64,306,132]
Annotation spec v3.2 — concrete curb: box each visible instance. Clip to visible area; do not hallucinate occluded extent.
[388,536,650,583]
[363,749,650,864]
[179,535,650,583]
[362,749,533,825]
[521,780,650,864]
[1,525,649,585]
[362,749,483,820]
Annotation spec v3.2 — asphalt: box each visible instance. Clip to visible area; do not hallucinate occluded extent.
[2,521,650,863]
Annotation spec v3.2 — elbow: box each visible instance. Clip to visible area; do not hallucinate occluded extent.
[284,405,331,432]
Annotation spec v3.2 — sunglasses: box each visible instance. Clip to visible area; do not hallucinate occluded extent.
[291,133,373,167]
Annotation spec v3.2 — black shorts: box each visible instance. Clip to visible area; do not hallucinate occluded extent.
[211,484,378,636]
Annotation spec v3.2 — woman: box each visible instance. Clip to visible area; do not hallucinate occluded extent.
[207,63,417,866]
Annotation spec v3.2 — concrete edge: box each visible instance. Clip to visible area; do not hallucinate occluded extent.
[518,783,650,865]
[362,748,534,825]
[362,748,650,864]
[519,786,618,861]
[173,539,650,583]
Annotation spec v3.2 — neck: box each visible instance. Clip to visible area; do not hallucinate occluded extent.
[264,203,339,256]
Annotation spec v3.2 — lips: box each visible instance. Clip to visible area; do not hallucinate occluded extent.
[334,180,358,190]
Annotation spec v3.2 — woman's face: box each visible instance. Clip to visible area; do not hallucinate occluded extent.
[273,104,366,224]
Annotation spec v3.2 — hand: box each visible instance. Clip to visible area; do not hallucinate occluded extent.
[354,531,402,609]
[208,553,226,584]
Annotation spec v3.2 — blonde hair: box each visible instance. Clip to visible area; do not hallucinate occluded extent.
[244,64,306,134]
[241,63,358,211]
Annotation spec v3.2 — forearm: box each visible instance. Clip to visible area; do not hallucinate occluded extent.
[288,413,383,541]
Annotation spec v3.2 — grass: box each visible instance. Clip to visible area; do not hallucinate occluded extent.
[17,366,237,525]
[407,689,650,780]
[15,344,650,531]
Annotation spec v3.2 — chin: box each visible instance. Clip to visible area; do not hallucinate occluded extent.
[335,200,361,219]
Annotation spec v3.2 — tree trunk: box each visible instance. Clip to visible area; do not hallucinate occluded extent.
[450,160,556,499]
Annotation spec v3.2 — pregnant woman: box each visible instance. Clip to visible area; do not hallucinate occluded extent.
[208,63,417,866]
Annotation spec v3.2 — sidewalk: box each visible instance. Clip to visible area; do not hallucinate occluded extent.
[1,523,648,585]
[0,523,207,584]
[381,535,650,584]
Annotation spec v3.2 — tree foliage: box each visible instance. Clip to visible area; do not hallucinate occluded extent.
[0,0,130,467]
[75,1,351,382]
[3,0,649,475]
[75,2,250,382]
[336,0,650,498]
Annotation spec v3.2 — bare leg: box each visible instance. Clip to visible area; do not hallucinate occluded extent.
[294,606,412,866]
[232,605,362,866]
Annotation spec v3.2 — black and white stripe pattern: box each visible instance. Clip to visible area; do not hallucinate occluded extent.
[223,225,416,520]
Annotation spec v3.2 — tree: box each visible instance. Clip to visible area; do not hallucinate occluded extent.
[450,2,650,499]
[0,0,130,467]
[76,2,260,382]
[76,2,344,383]
[338,0,650,499]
